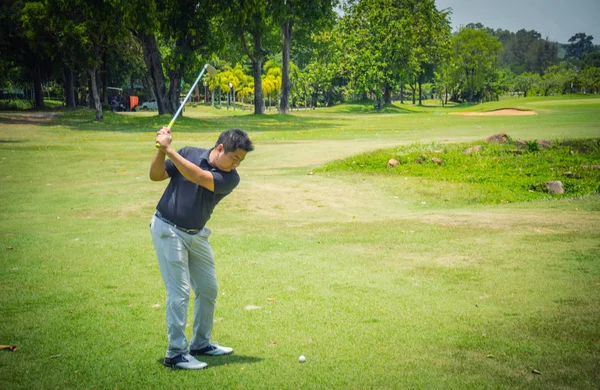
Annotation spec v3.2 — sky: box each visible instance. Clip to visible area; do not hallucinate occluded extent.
[434,0,600,43]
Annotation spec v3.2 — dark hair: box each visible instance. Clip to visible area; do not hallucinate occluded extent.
[216,129,254,153]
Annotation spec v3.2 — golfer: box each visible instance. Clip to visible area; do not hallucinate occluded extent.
[150,127,253,369]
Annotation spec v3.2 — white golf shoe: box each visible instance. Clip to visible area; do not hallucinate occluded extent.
[191,343,234,356]
[163,353,208,370]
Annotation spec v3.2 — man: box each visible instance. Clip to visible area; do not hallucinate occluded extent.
[150,127,253,370]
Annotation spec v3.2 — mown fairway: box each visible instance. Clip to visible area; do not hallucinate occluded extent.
[1,97,599,389]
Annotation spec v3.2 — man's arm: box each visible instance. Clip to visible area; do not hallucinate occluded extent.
[149,150,169,181]
[154,127,214,191]
[162,146,215,192]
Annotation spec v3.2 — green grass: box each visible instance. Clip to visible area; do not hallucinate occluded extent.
[1,96,599,389]
[317,138,600,205]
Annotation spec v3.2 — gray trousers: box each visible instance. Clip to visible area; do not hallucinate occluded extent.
[150,215,217,358]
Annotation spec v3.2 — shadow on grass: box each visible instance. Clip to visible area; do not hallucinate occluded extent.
[320,100,414,114]
[156,354,263,370]
[0,112,59,125]
[27,108,351,134]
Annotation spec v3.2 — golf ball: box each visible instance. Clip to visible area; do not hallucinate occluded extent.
[298,355,306,363]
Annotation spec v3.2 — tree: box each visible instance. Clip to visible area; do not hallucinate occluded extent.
[275,0,337,114]
[452,27,503,102]
[578,67,600,93]
[502,29,541,74]
[434,61,458,105]
[80,0,127,120]
[21,0,124,118]
[157,0,222,114]
[229,0,280,114]
[513,72,541,97]
[409,0,451,105]
[302,30,341,107]
[566,33,595,60]
[582,52,600,69]
[126,0,172,114]
[262,60,282,110]
[335,0,418,106]
[525,38,559,75]
[127,0,223,115]
[541,62,577,96]
[1,0,47,108]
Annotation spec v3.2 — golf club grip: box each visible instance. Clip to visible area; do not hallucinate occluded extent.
[155,121,174,149]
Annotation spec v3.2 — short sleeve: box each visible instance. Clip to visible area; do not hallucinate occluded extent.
[165,147,189,177]
[211,170,240,195]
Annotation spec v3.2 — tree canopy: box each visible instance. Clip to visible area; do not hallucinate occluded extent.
[1,0,598,115]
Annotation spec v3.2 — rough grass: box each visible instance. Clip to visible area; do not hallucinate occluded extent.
[317,138,600,205]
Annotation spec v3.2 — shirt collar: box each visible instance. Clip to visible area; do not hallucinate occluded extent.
[200,147,211,161]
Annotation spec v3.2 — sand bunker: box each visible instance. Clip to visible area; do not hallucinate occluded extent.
[452,109,537,116]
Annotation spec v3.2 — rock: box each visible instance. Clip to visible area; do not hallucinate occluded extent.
[387,158,400,167]
[546,181,564,194]
[564,171,573,177]
[431,157,442,165]
[593,165,600,170]
[464,145,482,154]
[485,133,509,143]
[515,140,527,149]
[537,140,552,149]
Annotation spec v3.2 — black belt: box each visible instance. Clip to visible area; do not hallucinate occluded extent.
[155,211,202,234]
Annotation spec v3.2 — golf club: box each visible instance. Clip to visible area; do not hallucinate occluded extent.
[155,63,217,148]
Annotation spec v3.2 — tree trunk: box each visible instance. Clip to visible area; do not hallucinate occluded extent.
[400,83,404,104]
[134,30,172,114]
[64,66,76,108]
[89,68,103,121]
[167,62,184,115]
[101,51,108,105]
[88,77,94,108]
[280,19,293,114]
[383,81,391,104]
[33,62,44,109]
[418,72,423,106]
[251,58,265,114]
[79,85,85,106]
[240,27,266,114]
[467,68,474,103]
[410,77,416,104]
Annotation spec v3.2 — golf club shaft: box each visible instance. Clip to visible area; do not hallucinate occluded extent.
[155,64,210,148]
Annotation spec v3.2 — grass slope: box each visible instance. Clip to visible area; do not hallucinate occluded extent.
[318,138,600,205]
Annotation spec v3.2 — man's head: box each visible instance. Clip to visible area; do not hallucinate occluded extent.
[211,129,254,172]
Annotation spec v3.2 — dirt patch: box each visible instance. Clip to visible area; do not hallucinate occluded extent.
[0,112,58,123]
[451,109,537,116]
[416,210,599,233]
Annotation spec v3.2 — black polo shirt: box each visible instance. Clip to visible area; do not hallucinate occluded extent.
[156,147,240,229]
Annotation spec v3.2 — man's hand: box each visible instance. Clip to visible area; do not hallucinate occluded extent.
[156,127,172,152]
